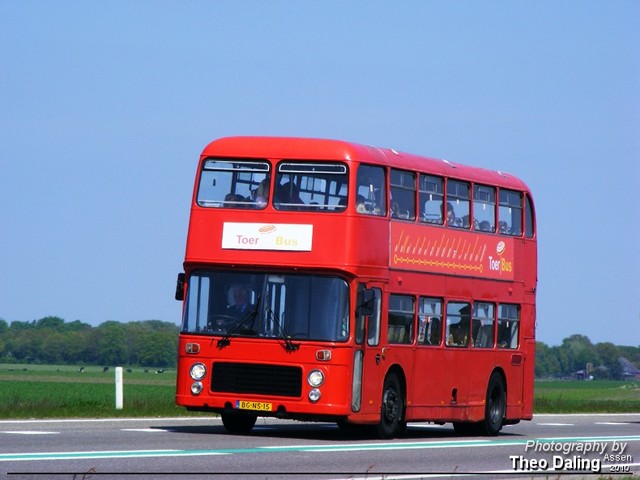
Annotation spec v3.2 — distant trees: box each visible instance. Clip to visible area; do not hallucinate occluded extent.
[0,315,638,376]
[535,334,640,380]
[0,316,179,367]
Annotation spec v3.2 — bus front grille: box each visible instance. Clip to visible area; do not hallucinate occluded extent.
[211,362,302,397]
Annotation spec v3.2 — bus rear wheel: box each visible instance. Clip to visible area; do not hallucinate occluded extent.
[221,412,257,434]
[453,372,505,436]
[480,372,505,436]
[377,372,405,439]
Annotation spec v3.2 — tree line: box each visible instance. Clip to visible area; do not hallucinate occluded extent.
[0,316,178,368]
[0,317,639,377]
[535,334,640,380]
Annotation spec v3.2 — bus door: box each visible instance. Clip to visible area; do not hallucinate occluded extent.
[412,297,449,411]
[352,283,384,418]
[442,301,473,411]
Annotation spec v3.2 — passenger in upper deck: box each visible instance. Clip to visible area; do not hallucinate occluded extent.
[442,202,461,227]
[276,182,304,209]
[253,179,270,208]
[224,193,246,207]
[478,220,492,232]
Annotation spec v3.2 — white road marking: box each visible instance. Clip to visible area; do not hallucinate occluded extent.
[2,431,60,435]
[121,428,168,432]
[537,423,574,426]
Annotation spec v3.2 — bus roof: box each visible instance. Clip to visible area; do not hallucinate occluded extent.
[201,136,532,193]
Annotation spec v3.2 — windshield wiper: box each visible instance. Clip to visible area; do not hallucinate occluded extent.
[265,306,299,352]
[216,295,261,349]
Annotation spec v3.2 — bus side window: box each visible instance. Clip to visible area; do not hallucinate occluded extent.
[446,302,470,347]
[390,169,416,220]
[498,189,523,236]
[356,285,381,346]
[356,164,386,216]
[388,294,414,344]
[367,288,381,346]
[418,297,442,345]
[472,302,495,348]
[446,180,470,229]
[419,174,444,224]
[525,194,535,238]
[497,304,520,348]
[473,185,496,232]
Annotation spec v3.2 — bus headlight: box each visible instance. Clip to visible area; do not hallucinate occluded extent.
[307,369,325,387]
[308,388,321,403]
[190,362,207,381]
[191,382,203,395]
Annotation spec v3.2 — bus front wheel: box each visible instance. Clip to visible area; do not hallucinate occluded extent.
[221,412,257,434]
[377,372,405,439]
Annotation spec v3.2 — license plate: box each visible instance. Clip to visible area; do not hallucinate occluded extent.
[235,400,272,412]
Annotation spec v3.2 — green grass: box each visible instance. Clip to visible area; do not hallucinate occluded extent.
[534,379,640,413]
[1,364,639,419]
[0,363,201,419]
[0,381,186,418]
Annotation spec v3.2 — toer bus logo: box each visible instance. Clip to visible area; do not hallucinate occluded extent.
[221,222,313,251]
[259,225,276,234]
[489,241,512,274]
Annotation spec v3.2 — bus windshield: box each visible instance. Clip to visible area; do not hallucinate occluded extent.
[182,271,349,342]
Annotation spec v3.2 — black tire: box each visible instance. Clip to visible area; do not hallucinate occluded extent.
[221,412,257,434]
[377,372,404,439]
[480,372,506,436]
[452,372,506,436]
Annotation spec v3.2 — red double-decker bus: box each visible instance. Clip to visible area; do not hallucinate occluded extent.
[175,136,536,438]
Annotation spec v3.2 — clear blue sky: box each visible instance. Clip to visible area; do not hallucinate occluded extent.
[1,1,638,346]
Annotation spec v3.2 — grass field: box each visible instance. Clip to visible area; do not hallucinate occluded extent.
[0,364,194,419]
[1,364,639,419]
[534,379,640,413]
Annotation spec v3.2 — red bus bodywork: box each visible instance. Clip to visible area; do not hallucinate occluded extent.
[175,136,536,437]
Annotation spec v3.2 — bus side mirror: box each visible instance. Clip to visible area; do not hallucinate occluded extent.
[175,273,185,301]
[357,288,375,317]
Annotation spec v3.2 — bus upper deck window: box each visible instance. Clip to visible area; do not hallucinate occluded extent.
[498,189,523,236]
[355,164,386,216]
[473,185,496,232]
[196,159,270,209]
[275,162,348,212]
[419,174,444,225]
[446,180,470,229]
[390,169,416,221]
[525,194,535,238]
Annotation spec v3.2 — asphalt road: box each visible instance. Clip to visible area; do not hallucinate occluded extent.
[1,413,639,479]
